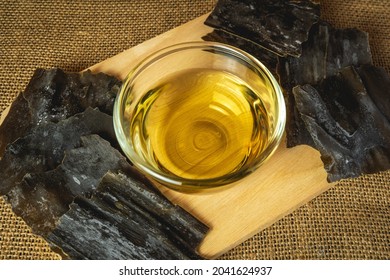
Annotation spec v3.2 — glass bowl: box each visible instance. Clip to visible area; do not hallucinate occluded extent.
[113,41,286,190]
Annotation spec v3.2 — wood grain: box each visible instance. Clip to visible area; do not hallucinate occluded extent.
[1,13,335,259]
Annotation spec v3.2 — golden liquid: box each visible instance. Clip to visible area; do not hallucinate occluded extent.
[128,68,271,180]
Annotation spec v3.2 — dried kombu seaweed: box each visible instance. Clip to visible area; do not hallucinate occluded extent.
[0,68,121,155]
[50,134,130,197]
[357,64,390,122]
[6,135,132,235]
[278,21,372,92]
[24,68,121,121]
[0,107,115,196]
[0,93,32,156]
[293,65,390,182]
[47,171,208,260]
[6,173,72,236]
[96,172,208,253]
[202,29,279,76]
[204,0,320,57]
[278,21,373,147]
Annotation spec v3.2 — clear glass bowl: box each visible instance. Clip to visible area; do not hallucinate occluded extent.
[113,41,286,190]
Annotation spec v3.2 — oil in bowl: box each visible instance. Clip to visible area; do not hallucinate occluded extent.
[132,68,269,179]
[114,42,286,190]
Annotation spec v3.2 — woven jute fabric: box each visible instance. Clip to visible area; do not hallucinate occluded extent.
[0,0,389,260]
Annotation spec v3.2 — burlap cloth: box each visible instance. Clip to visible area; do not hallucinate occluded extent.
[0,0,389,260]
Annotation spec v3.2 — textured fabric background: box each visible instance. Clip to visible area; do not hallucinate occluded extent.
[0,0,389,260]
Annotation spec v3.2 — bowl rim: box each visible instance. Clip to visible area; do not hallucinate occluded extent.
[113,41,286,189]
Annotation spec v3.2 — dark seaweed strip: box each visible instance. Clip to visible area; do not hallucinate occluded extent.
[55,134,130,197]
[24,68,121,123]
[75,70,121,114]
[357,64,390,122]
[96,172,208,257]
[278,22,329,93]
[202,29,279,77]
[0,108,115,195]
[23,68,82,125]
[293,66,390,182]
[47,198,192,260]
[47,172,208,260]
[6,173,72,236]
[0,93,32,157]
[5,135,131,235]
[205,0,320,57]
[278,21,373,147]
[326,28,372,77]
[0,68,121,155]
[277,22,329,147]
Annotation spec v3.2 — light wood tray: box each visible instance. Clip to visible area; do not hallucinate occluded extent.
[1,14,335,259]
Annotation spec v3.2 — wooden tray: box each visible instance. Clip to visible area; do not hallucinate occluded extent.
[1,14,335,259]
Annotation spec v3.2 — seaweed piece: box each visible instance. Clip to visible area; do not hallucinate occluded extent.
[202,29,279,76]
[279,21,372,89]
[293,65,390,182]
[0,107,115,196]
[96,172,207,253]
[5,135,131,235]
[0,68,121,155]
[49,134,130,197]
[279,22,330,147]
[24,68,83,125]
[24,68,121,122]
[0,93,32,157]
[278,21,373,147]
[47,171,208,260]
[6,173,72,236]
[205,0,320,57]
[356,64,390,122]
